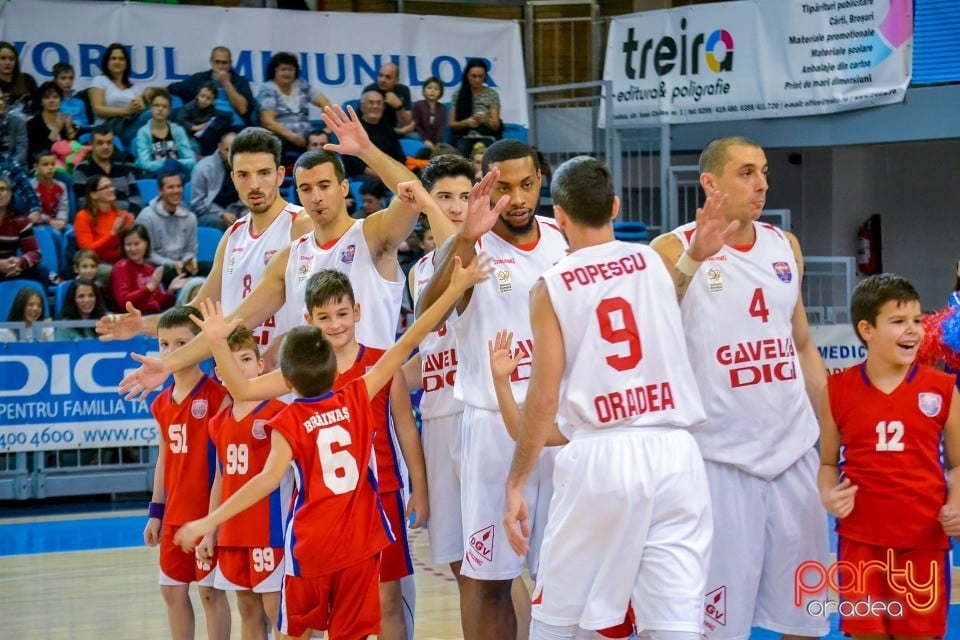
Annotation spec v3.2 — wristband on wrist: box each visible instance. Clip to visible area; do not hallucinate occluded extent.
[147,501,165,520]
[675,251,702,277]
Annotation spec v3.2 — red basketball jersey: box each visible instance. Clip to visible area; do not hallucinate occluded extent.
[209,399,291,548]
[334,345,403,494]
[829,363,956,549]
[268,378,393,578]
[151,375,229,526]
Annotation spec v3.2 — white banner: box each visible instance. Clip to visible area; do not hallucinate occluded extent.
[0,0,529,126]
[810,324,867,376]
[603,0,911,126]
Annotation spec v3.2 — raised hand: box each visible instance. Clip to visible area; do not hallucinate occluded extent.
[189,298,242,343]
[688,189,739,261]
[488,330,519,381]
[96,301,145,342]
[119,353,171,401]
[149,266,164,290]
[820,477,857,519]
[168,273,190,292]
[321,104,371,157]
[463,169,509,241]
[449,253,493,293]
[395,180,434,213]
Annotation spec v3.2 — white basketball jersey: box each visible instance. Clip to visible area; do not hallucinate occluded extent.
[220,204,301,350]
[674,221,818,479]
[277,219,404,350]
[452,217,568,410]
[541,241,705,438]
[411,251,463,419]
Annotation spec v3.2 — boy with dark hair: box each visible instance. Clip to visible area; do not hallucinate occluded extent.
[30,150,69,230]
[174,252,488,640]
[53,62,89,130]
[819,273,960,639]
[144,305,231,640]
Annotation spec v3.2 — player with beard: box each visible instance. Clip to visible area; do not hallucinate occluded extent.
[416,140,568,640]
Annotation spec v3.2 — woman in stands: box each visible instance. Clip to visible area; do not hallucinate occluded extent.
[0,41,38,117]
[0,287,53,342]
[111,224,186,314]
[87,43,159,148]
[56,276,107,340]
[449,58,502,156]
[74,175,134,277]
[257,52,330,156]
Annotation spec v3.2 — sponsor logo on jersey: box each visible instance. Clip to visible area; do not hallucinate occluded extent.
[496,267,512,293]
[297,264,310,283]
[706,266,723,293]
[772,261,792,283]
[341,244,356,264]
[252,419,268,440]
[191,399,208,419]
[264,250,277,265]
[465,525,495,569]
[226,256,236,275]
[704,585,726,628]
[918,392,942,417]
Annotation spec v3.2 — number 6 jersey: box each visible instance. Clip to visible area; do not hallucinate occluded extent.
[673,221,817,480]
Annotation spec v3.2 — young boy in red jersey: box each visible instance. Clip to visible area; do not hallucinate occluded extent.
[173,252,488,640]
[819,273,960,640]
[201,325,290,640]
[143,305,231,640]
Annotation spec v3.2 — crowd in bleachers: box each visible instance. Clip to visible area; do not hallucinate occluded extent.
[0,39,520,339]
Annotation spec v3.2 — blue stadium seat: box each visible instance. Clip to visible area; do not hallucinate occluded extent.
[136,178,159,204]
[31,225,63,281]
[0,279,49,320]
[197,226,222,265]
[400,138,425,158]
[502,123,528,143]
[53,279,73,318]
[613,221,649,243]
[61,227,78,276]
[349,180,364,204]
[183,181,191,206]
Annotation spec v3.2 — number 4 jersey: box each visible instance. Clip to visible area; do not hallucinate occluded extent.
[541,241,705,438]
[674,221,817,480]
[829,363,956,549]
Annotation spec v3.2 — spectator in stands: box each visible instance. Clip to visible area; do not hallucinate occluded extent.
[418,222,436,254]
[362,62,413,134]
[257,52,330,155]
[74,174,134,270]
[53,62,90,133]
[0,286,53,342]
[470,141,487,180]
[0,42,38,118]
[27,82,78,163]
[0,86,27,166]
[429,142,460,158]
[73,249,100,282]
[0,151,42,218]
[111,224,186,314]
[174,81,219,155]
[137,173,200,283]
[88,43,160,147]
[73,125,142,212]
[30,150,69,231]
[168,46,256,141]
[56,276,107,340]
[0,173,48,286]
[356,179,387,219]
[190,131,242,231]
[306,129,329,151]
[342,90,405,178]
[449,58,501,155]
[411,76,447,150]
[134,89,196,183]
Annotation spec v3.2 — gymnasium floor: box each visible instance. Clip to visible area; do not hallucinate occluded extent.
[1,504,958,639]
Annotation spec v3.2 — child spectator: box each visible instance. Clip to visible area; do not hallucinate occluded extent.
[72,249,100,282]
[143,306,231,640]
[818,273,960,638]
[30,150,69,231]
[174,254,485,639]
[418,223,436,255]
[55,276,107,340]
[411,77,447,150]
[0,286,53,342]
[356,179,386,219]
[26,81,77,163]
[175,82,219,154]
[53,62,90,131]
[111,224,187,315]
[74,174,134,269]
[135,89,197,183]
[203,325,289,638]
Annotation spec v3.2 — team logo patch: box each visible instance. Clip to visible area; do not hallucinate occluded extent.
[225,256,236,275]
[704,585,727,629]
[772,261,792,283]
[191,399,208,419]
[263,249,277,265]
[706,266,723,293]
[465,525,495,569]
[496,268,512,293]
[252,419,268,440]
[297,264,310,283]
[918,392,943,417]
[341,244,356,264]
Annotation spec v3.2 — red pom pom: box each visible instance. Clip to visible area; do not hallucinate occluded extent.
[918,306,960,369]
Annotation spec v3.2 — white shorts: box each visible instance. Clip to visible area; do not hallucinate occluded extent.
[531,427,712,634]
[702,447,829,639]
[422,412,464,565]
[460,405,556,581]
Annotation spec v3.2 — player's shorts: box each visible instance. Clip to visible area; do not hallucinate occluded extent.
[277,554,381,639]
[380,489,414,582]
[159,524,217,587]
[531,427,712,634]
[460,405,556,581]
[835,538,948,637]
[702,448,829,639]
[422,411,464,565]
[214,546,285,593]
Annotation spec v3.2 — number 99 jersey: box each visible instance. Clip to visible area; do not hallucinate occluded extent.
[540,240,705,438]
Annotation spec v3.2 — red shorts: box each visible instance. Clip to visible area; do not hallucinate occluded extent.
[215,546,285,593]
[837,537,948,638]
[380,490,413,582]
[159,524,217,586]
[278,554,381,638]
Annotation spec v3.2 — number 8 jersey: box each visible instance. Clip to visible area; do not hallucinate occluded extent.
[673,221,817,480]
[541,240,705,438]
